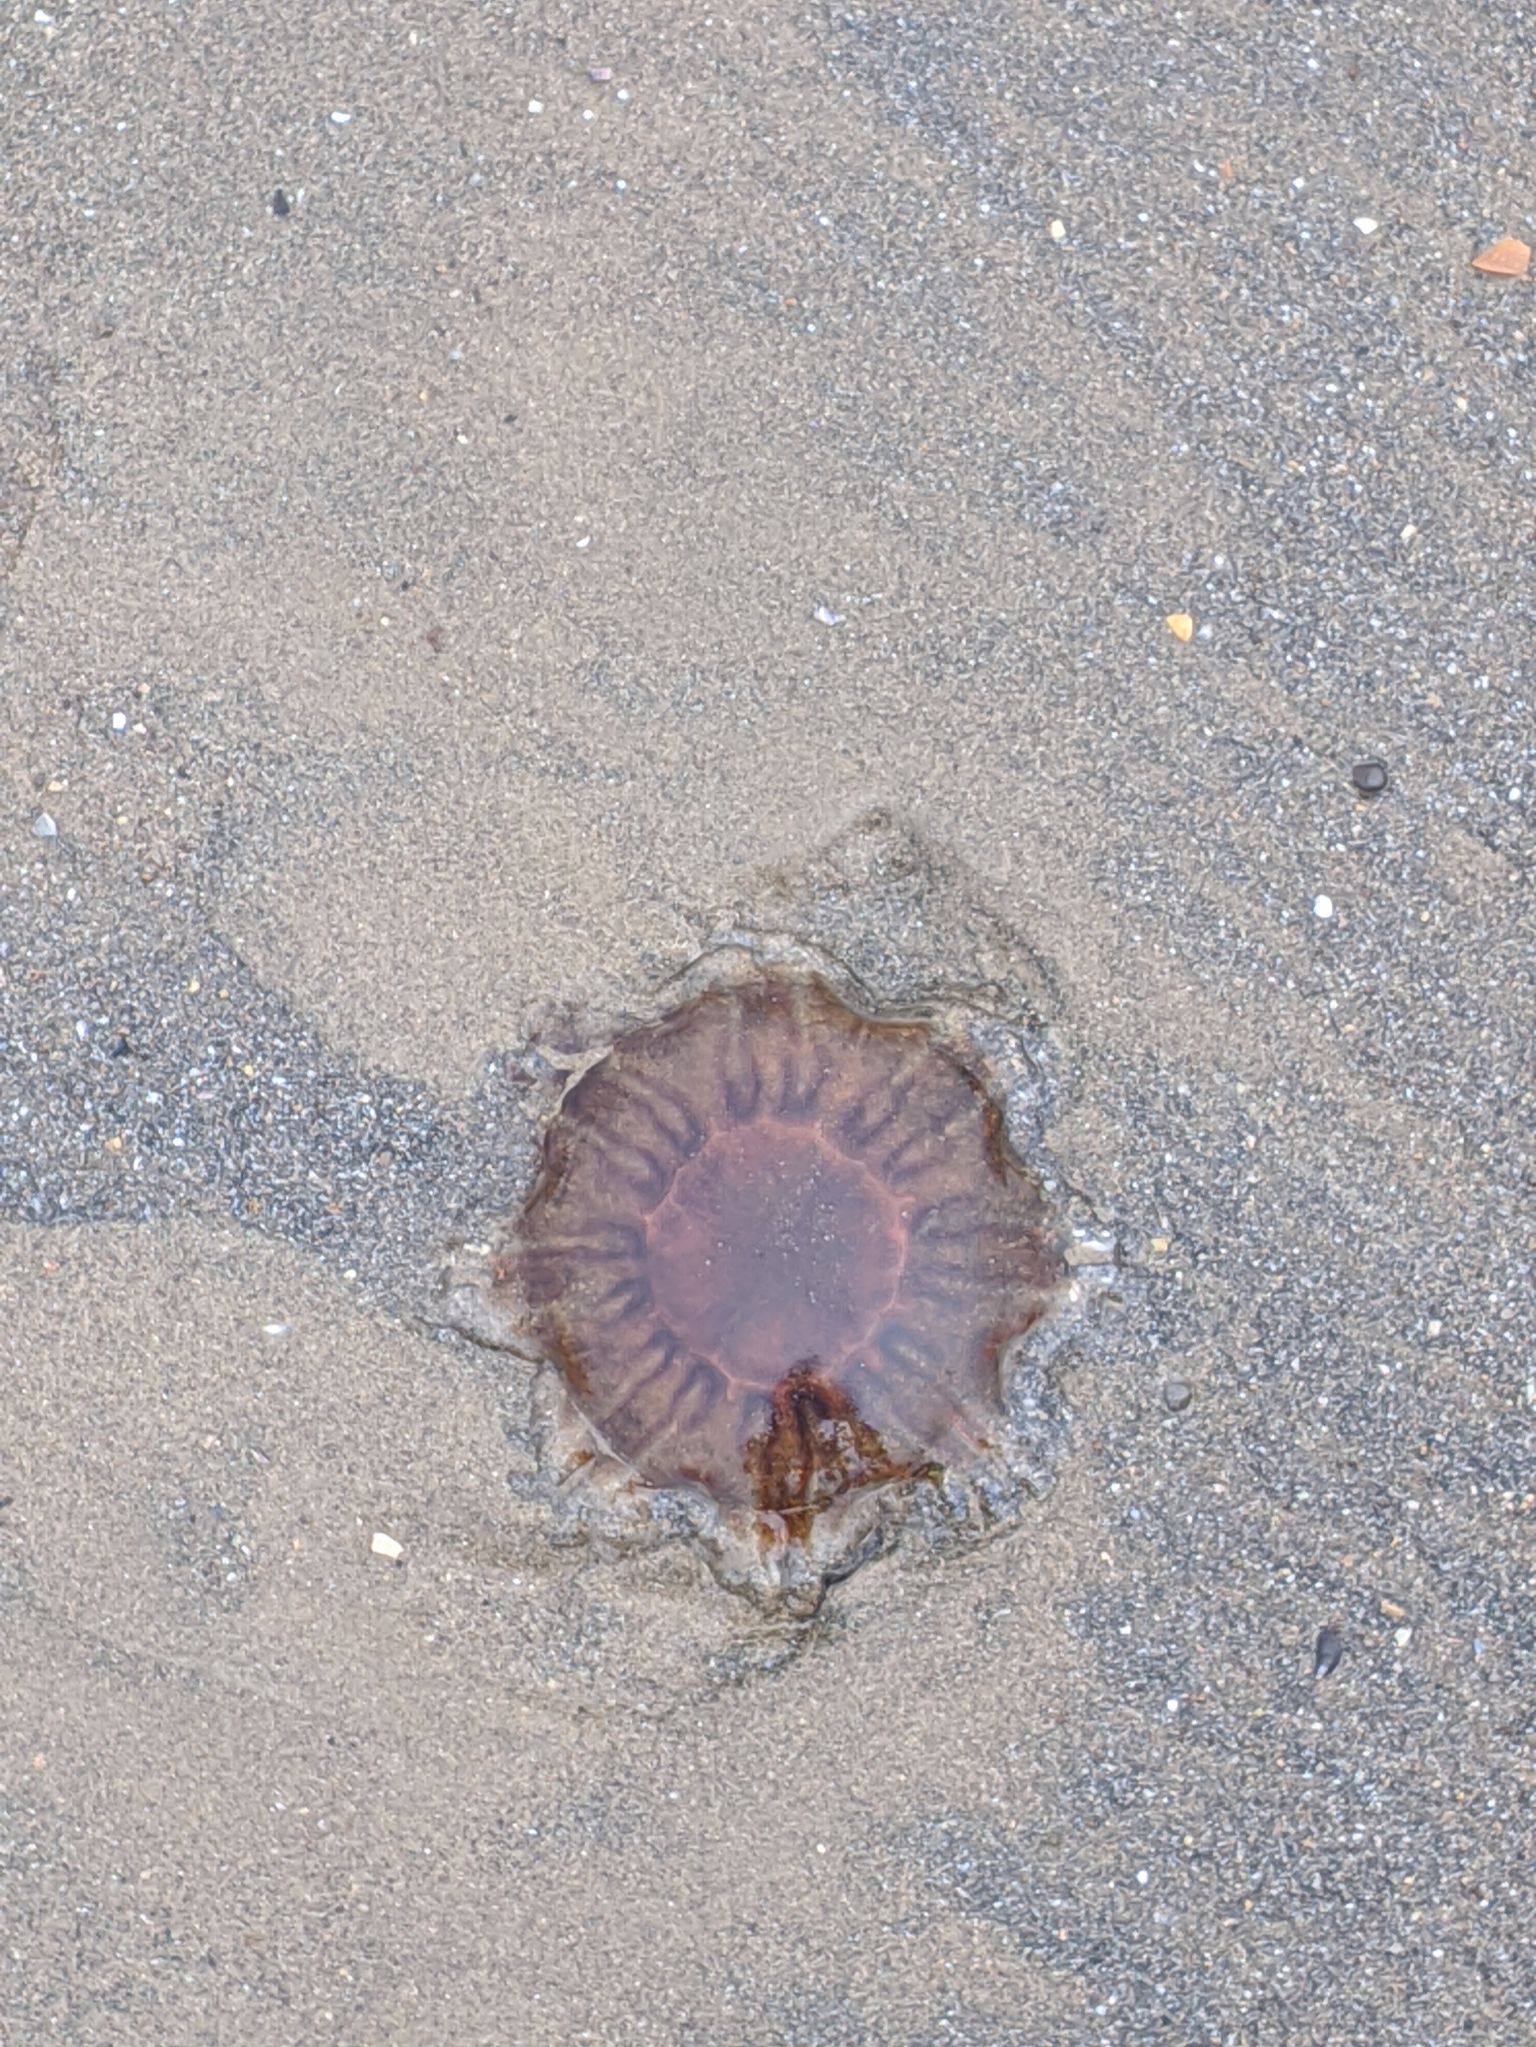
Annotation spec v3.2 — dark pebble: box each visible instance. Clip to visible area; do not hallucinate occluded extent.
[1351,760,1388,795]
[273,188,291,218]
[1162,1378,1193,1414]
[1313,1625,1344,1678]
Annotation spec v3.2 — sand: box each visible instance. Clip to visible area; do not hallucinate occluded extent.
[3,3,1532,2040]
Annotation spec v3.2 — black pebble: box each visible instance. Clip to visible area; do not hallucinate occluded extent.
[273,188,291,218]
[1313,1625,1344,1678]
[1352,760,1388,795]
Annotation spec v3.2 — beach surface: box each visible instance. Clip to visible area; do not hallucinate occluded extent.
[2,5,1532,2041]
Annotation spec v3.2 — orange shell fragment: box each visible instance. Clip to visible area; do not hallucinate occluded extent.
[1470,236,1531,279]
[1165,612,1194,643]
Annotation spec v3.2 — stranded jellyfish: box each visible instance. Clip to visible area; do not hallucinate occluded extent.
[495,972,1065,1557]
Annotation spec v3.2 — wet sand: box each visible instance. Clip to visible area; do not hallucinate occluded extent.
[3,4,1532,2041]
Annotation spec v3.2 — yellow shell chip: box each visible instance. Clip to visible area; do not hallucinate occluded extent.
[1165,612,1194,643]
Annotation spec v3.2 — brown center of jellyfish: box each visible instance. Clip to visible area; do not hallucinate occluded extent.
[644,1123,902,1388]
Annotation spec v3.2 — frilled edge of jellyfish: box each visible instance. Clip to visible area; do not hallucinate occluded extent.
[437,939,1128,1615]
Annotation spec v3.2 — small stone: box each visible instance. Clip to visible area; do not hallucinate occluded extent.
[1313,894,1334,920]
[1165,611,1194,643]
[371,1530,404,1561]
[1378,1596,1408,1623]
[1351,760,1388,795]
[273,187,291,217]
[1312,1626,1344,1678]
[1066,1236,1117,1267]
[328,109,353,127]
[262,1320,290,1338]
[588,65,612,83]
[1353,216,1379,236]
[32,812,57,838]
[1393,1625,1413,1648]
[110,710,128,732]
[1162,1378,1193,1414]
[527,99,544,115]
[1048,218,1067,241]
[813,605,844,627]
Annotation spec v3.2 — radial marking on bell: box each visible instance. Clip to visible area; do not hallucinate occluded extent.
[588,1272,654,1325]
[580,1125,674,1206]
[590,1340,690,1439]
[720,1027,764,1121]
[611,1071,708,1161]
[615,1354,726,1472]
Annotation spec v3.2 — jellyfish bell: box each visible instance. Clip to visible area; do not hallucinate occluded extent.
[485,968,1068,1607]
